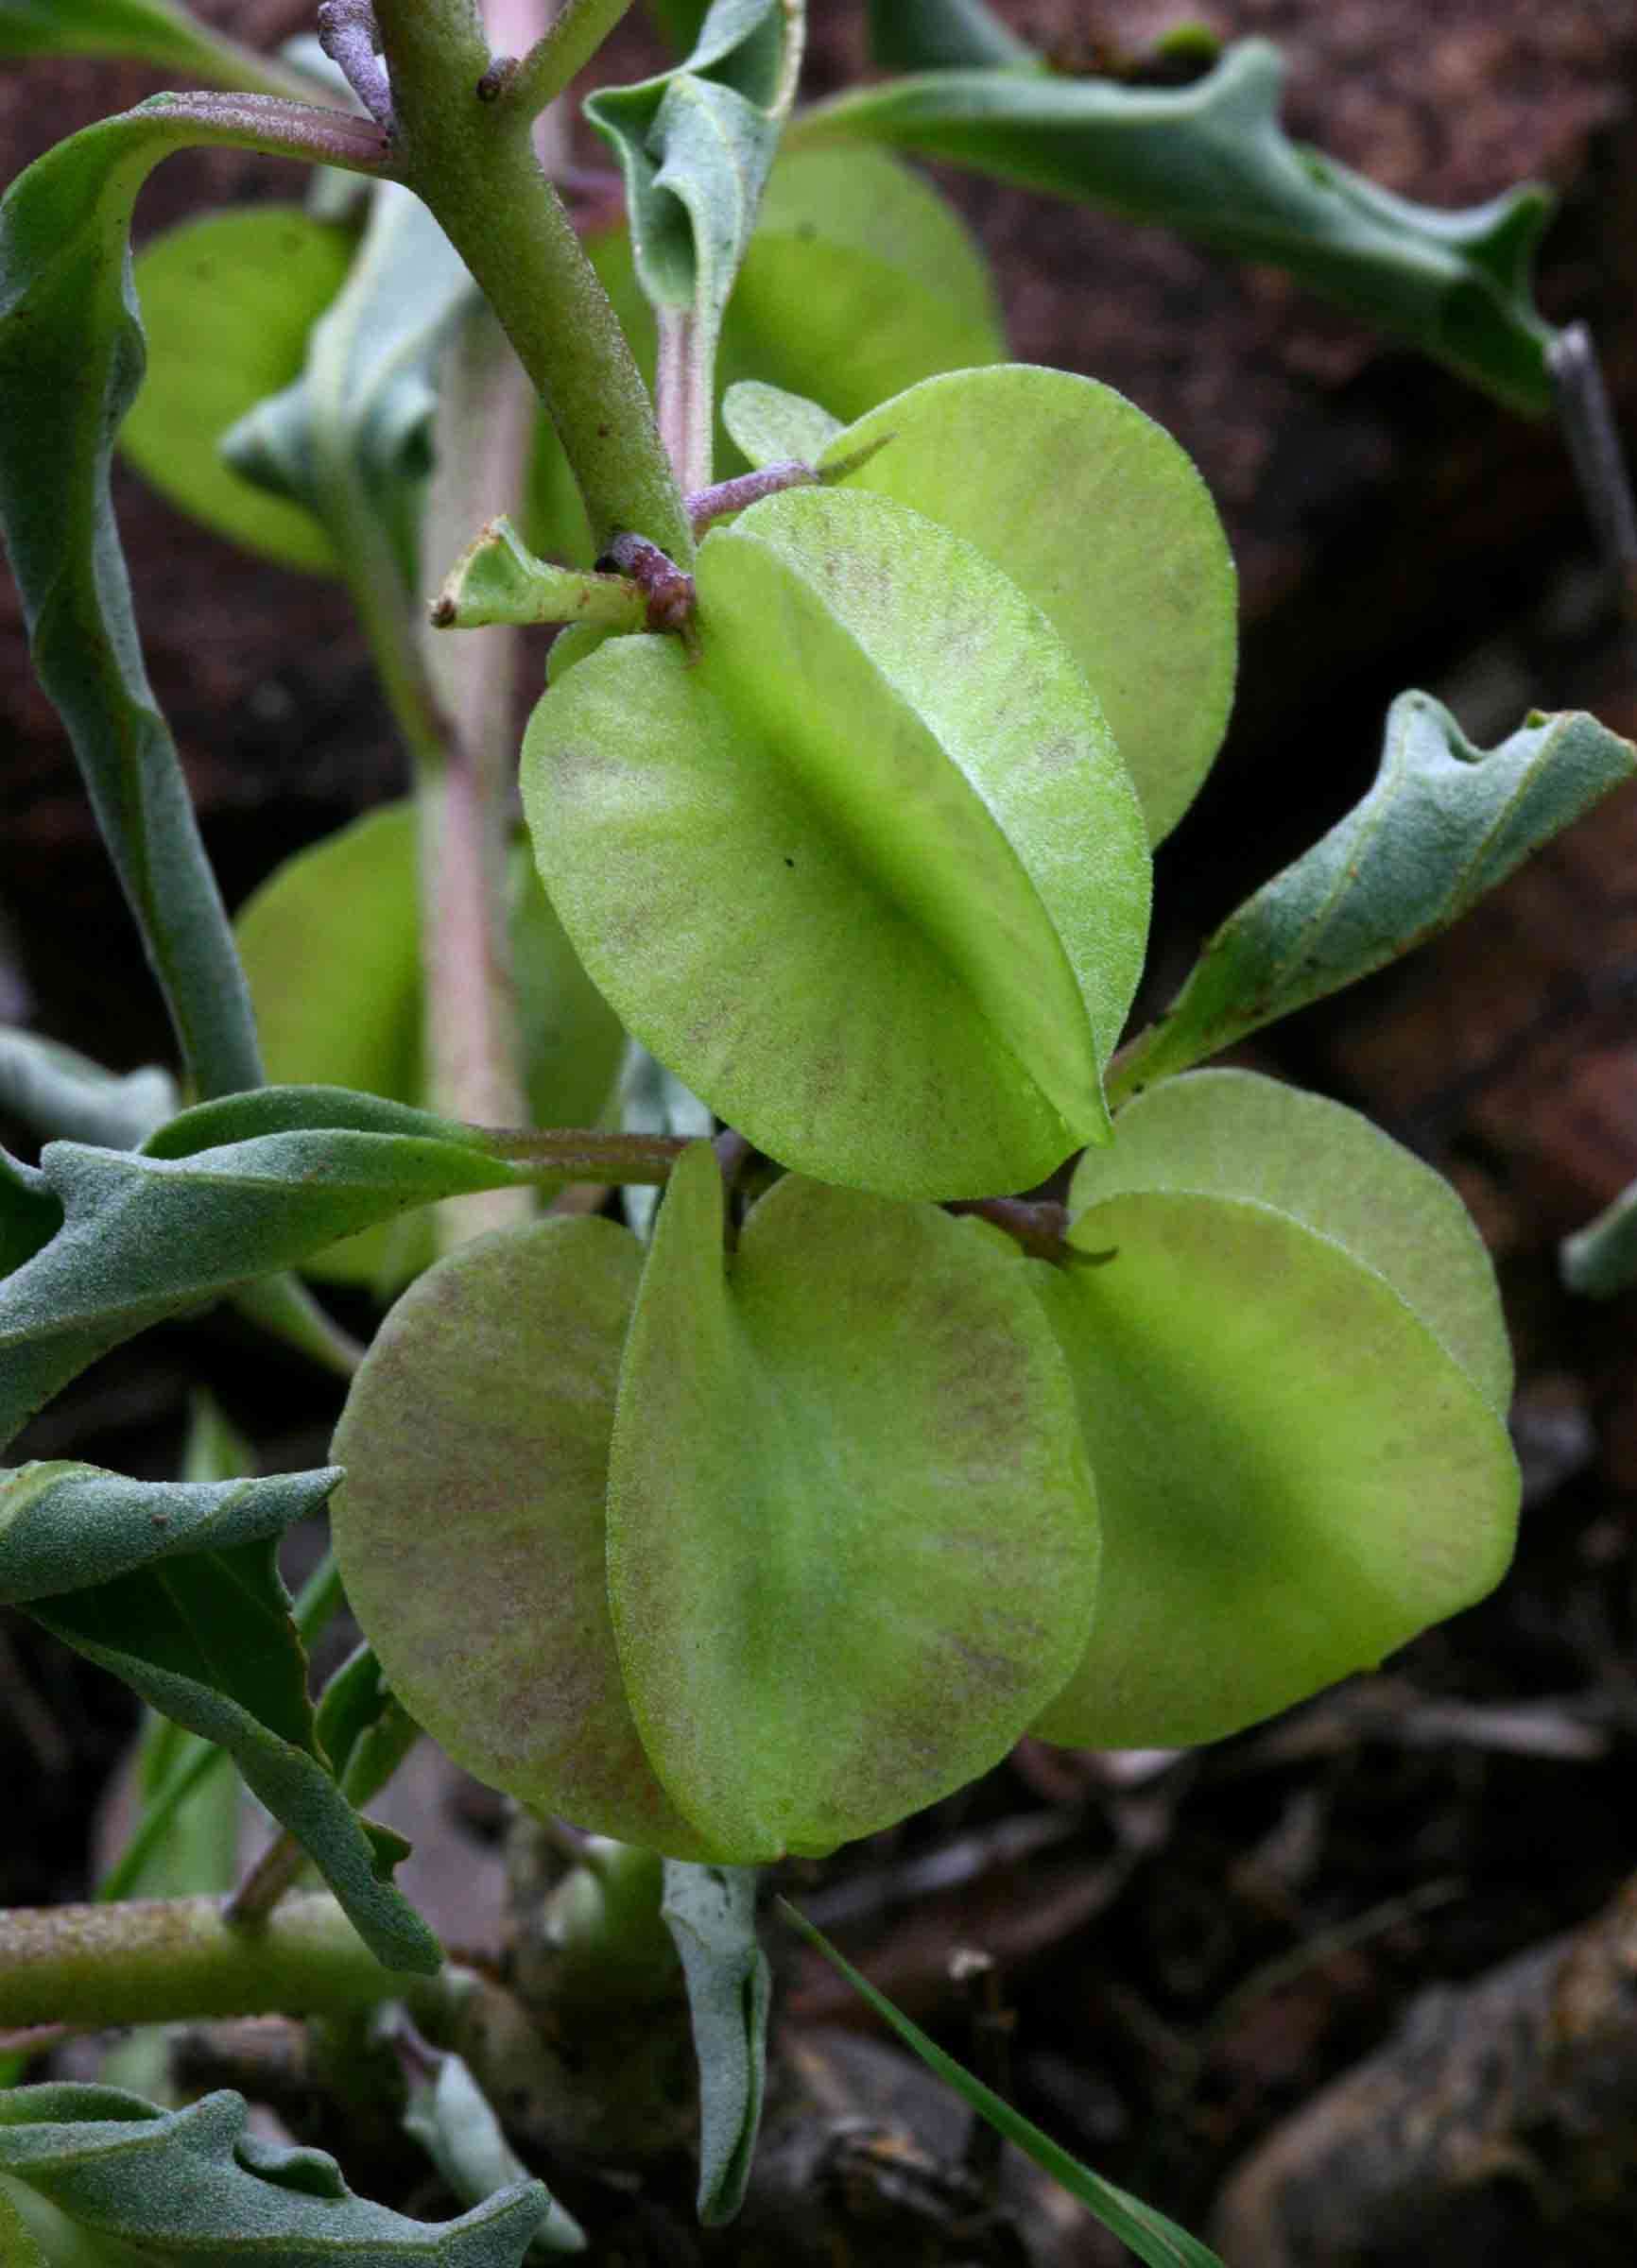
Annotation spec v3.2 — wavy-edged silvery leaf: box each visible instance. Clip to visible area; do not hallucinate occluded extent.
[222,180,472,585]
[584,0,801,473]
[123,204,355,574]
[1561,1181,1637,1298]
[794,39,1557,416]
[865,0,1034,71]
[0,1089,532,1449]
[0,2086,548,2265]
[0,1028,176,1151]
[0,1149,60,1280]
[524,484,1150,1199]
[401,2048,586,2259]
[0,1457,336,1604]
[1112,695,1637,1096]
[0,96,391,1102]
[661,1862,769,2226]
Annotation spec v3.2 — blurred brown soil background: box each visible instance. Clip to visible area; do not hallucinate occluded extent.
[6,5,1637,2262]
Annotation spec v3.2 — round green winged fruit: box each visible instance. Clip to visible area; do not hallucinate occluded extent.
[236,801,625,1290]
[807,367,1237,846]
[523,486,1151,1200]
[607,1145,1101,1860]
[123,206,353,574]
[1025,1071,1519,1750]
[331,1214,713,1856]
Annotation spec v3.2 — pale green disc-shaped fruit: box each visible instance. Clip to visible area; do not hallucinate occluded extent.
[236,802,625,1289]
[1071,1069,1512,1414]
[330,1214,713,1856]
[122,206,353,574]
[815,367,1238,845]
[523,485,1150,1200]
[607,1145,1100,1860]
[1028,1189,1519,1751]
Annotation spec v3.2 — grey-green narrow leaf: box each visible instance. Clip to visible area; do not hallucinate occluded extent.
[1113,695,1637,1097]
[865,0,1036,71]
[1561,1179,1637,1298]
[0,1029,177,1152]
[662,1862,771,2225]
[781,1904,1226,2267]
[794,39,1557,416]
[0,1089,530,1449]
[402,2049,587,2257]
[0,1458,336,1605]
[0,1150,60,1281]
[0,2086,549,2264]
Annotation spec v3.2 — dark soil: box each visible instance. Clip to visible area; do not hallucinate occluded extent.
[4,5,1637,2263]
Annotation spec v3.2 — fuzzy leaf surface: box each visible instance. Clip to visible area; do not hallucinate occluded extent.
[815,366,1235,843]
[0,1030,177,1153]
[721,379,840,466]
[584,0,796,404]
[235,805,625,1289]
[0,2087,547,2264]
[331,1214,710,1856]
[1113,695,1637,1094]
[221,181,471,584]
[661,1863,770,2225]
[0,97,390,1102]
[0,1457,336,1605]
[0,1090,527,1446]
[123,204,354,573]
[1073,1070,1512,1413]
[608,1145,1099,1857]
[525,486,1149,1199]
[1029,1185,1518,1750]
[795,40,1556,415]
[11,1474,440,1970]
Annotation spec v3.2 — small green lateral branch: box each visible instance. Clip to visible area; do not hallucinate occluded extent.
[0,1,1631,2261]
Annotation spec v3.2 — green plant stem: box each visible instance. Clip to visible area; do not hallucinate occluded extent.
[0,1897,446,2030]
[489,1125,693,1179]
[493,0,638,122]
[373,0,693,561]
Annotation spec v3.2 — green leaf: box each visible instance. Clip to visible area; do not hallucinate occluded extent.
[0,106,273,1098]
[234,804,626,1290]
[1113,695,1637,1095]
[865,0,1036,72]
[0,1029,177,1152]
[313,1641,419,1809]
[221,181,473,585]
[3,1461,439,1969]
[810,366,1236,844]
[0,1091,530,1447]
[661,1862,769,2225]
[122,205,354,574]
[608,1145,1099,1857]
[583,0,798,435]
[721,379,841,467]
[435,518,646,631]
[523,484,1150,1200]
[1072,1070,1513,1413]
[1561,1180,1637,1298]
[0,2086,549,2264]
[331,1212,712,1856]
[780,1902,1226,2268]
[1025,1091,1519,1750]
[0,0,220,66]
[793,39,1558,416]
[402,2051,586,2258]
[0,1150,61,1281]
[0,1457,336,1606]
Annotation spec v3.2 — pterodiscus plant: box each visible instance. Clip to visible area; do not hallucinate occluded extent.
[0,0,1633,2258]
